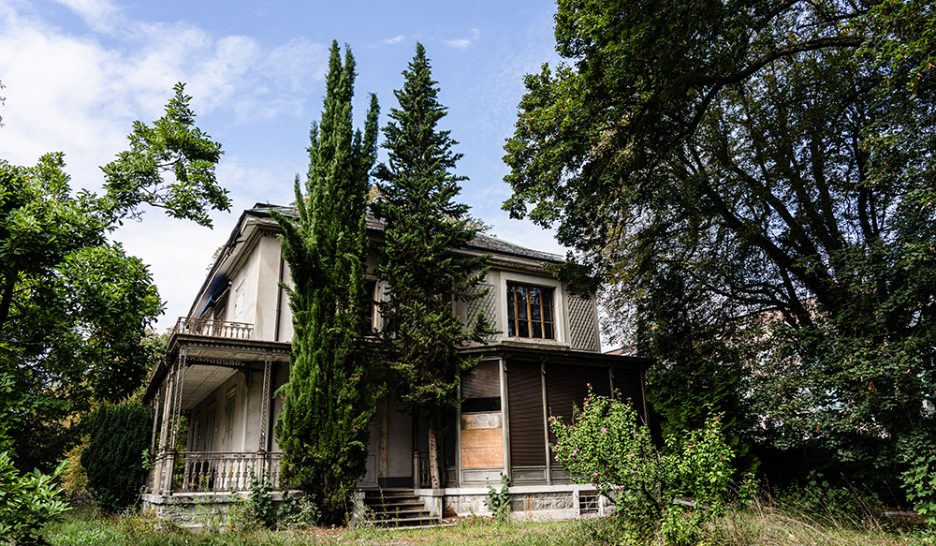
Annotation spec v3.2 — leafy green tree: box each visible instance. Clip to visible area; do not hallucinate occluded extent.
[373,43,493,489]
[0,83,229,471]
[504,0,934,485]
[272,41,379,524]
[81,400,152,514]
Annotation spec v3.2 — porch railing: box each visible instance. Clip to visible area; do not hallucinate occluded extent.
[173,317,254,340]
[172,451,282,493]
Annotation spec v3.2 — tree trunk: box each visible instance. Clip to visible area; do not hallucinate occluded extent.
[427,413,441,489]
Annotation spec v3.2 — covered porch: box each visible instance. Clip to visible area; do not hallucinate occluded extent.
[144,317,291,501]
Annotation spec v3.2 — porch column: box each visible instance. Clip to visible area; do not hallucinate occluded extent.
[161,348,187,495]
[258,356,272,477]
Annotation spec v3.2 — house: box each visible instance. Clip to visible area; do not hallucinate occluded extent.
[141,204,650,524]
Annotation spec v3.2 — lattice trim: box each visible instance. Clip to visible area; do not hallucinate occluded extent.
[567,296,600,351]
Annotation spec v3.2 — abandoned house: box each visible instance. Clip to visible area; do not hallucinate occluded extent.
[141,204,650,524]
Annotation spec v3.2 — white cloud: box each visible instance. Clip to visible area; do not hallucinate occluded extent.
[383,34,406,45]
[52,0,120,33]
[0,3,325,330]
[444,27,480,49]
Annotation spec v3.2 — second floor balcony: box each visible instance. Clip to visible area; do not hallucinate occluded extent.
[172,317,254,341]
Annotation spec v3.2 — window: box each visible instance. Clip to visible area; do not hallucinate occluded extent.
[364,280,379,329]
[507,283,555,339]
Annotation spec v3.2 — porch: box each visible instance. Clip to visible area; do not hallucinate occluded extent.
[144,317,291,499]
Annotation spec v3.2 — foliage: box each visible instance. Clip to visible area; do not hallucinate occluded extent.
[81,401,152,514]
[772,471,885,529]
[277,493,321,529]
[0,84,227,472]
[505,0,936,491]
[235,476,276,530]
[550,389,734,544]
[272,41,380,525]
[898,429,936,530]
[485,474,511,524]
[0,452,69,546]
[373,42,494,488]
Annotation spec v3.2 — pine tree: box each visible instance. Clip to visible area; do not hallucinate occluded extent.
[273,41,379,524]
[374,43,493,489]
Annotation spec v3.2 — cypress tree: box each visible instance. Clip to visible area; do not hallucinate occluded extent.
[373,43,493,489]
[273,41,379,524]
[81,401,152,514]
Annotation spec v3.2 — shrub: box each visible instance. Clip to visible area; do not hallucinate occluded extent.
[278,493,321,529]
[0,452,70,545]
[549,388,734,545]
[485,474,511,523]
[899,429,936,532]
[243,476,276,529]
[81,401,152,514]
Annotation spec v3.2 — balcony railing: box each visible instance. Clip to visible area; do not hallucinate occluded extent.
[172,451,283,493]
[173,317,254,340]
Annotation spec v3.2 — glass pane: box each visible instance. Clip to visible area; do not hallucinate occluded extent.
[544,322,554,339]
[507,288,515,321]
[532,320,542,338]
[543,298,553,321]
[517,288,528,320]
[531,300,541,321]
[508,318,516,336]
[519,318,529,337]
[529,287,541,306]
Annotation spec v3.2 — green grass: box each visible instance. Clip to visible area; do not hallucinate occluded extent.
[44,506,928,546]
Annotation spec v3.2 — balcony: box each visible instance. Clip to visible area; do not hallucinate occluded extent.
[173,317,254,340]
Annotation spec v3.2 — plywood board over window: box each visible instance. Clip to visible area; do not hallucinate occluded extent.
[460,361,503,469]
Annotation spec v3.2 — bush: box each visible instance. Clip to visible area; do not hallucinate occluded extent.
[80,401,152,514]
[485,474,511,523]
[549,388,734,545]
[278,493,321,529]
[899,429,936,532]
[0,451,70,545]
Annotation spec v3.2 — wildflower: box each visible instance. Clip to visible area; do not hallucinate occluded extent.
[629,452,635,458]
[572,449,578,457]
[600,427,608,434]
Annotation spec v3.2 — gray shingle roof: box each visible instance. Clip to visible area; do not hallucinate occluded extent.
[248,203,564,263]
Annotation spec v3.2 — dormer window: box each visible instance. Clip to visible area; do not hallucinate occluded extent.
[507,283,555,339]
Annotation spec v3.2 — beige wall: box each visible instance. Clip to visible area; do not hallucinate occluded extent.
[216,232,600,353]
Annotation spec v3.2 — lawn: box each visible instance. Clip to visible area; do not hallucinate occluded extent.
[44,507,927,546]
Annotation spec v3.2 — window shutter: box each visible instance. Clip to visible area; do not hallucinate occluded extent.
[462,360,501,399]
[545,364,612,440]
[506,361,546,466]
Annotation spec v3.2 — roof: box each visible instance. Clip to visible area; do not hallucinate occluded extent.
[247,203,565,263]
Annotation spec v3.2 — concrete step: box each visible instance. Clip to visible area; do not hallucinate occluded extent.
[372,515,441,528]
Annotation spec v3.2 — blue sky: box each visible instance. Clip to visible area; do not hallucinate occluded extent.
[0,0,564,330]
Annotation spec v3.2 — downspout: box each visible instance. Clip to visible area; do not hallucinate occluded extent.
[273,256,285,342]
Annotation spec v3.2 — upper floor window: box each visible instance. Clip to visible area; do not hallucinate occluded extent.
[507,283,555,339]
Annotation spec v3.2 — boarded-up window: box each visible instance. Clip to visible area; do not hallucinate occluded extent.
[507,361,546,466]
[460,360,503,469]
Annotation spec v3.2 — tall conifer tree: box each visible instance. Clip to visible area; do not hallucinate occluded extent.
[374,43,493,489]
[273,41,379,523]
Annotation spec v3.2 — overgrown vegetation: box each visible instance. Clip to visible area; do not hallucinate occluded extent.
[485,474,511,524]
[272,41,380,525]
[43,507,925,546]
[81,400,152,514]
[504,0,935,513]
[550,389,734,544]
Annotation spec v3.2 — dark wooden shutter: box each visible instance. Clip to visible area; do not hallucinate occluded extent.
[612,367,645,419]
[507,361,545,466]
[545,364,612,440]
[462,360,500,399]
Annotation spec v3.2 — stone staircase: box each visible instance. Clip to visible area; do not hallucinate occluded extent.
[362,489,441,528]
